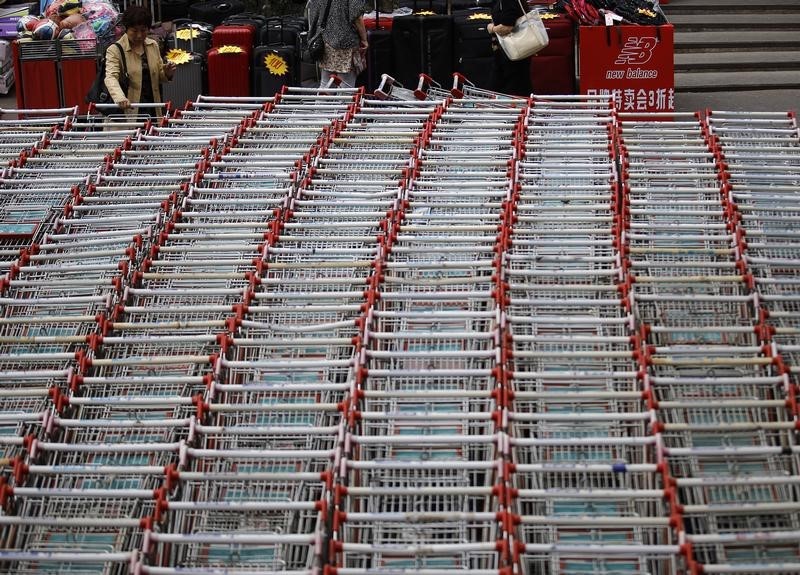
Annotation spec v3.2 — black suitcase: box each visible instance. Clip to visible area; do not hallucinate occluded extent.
[391,14,452,88]
[357,28,393,93]
[188,0,245,26]
[456,55,492,88]
[167,20,213,54]
[162,21,205,109]
[265,16,303,47]
[253,45,298,96]
[157,0,189,21]
[453,9,492,60]
[399,0,490,13]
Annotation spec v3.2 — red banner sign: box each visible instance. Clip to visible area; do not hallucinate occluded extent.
[579,24,674,113]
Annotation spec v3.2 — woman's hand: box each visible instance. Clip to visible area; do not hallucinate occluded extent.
[491,23,514,36]
[118,98,131,109]
[359,37,368,51]
[165,61,176,80]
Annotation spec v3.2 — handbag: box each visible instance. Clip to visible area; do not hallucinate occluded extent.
[307,0,333,61]
[86,42,129,115]
[495,0,549,61]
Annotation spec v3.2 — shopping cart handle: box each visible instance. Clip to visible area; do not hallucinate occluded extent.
[414,73,438,100]
[374,74,400,100]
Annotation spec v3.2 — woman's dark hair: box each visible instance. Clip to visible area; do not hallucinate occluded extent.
[121,5,151,28]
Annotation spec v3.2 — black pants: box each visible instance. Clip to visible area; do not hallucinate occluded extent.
[491,47,531,97]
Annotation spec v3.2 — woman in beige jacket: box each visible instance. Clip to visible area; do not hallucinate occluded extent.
[104,5,175,114]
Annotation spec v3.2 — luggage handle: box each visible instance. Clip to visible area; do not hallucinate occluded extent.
[172,18,195,53]
[172,18,214,35]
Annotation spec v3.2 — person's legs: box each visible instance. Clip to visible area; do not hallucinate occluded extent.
[339,70,356,88]
[319,68,356,88]
[509,57,532,97]
[319,68,334,88]
[491,50,532,97]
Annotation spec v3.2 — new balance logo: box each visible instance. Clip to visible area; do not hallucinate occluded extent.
[615,37,657,65]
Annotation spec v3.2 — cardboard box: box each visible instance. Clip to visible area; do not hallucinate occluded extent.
[579,24,674,114]
[0,39,11,62]
[0,66,15,94]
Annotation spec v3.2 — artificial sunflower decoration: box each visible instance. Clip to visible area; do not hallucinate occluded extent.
[166,49,192,65]
[175,28,199,41]
[265,52,289,76]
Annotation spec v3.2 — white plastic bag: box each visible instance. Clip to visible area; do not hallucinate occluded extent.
[496,2,549,61]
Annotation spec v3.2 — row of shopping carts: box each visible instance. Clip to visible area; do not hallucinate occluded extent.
[0,96,288,573]
[618,109,800,574]
[332,92,528,572]
[1,84,799,574]
[506,99,685,574]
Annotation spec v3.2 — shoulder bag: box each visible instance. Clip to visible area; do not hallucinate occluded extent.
[307,0,333,61]
[86,42,129,115]
[496,0,549,61]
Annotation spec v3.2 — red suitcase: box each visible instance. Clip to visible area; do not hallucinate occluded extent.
[364,14,393,30]
[207,46,250,96]
[529,12,575,94]
[211,24,255,56]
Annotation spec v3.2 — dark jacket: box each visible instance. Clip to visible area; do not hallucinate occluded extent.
[491,0,524,27]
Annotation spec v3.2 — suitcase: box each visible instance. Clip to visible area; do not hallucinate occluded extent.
[399,0,490,13]
[529,12,575,94]
[163,32,204,108]
[391,13,452,88]
[212,23,256,55]
[224,13,270,46]
[207,45,249,96]
[157,0,189,22]
[453,9,492,60]
[456,55,492,88]
[357,28,392,93]
[265,16,304,47]
[253,45,297,96]
[167,20,213,54]
[188,0,245,26]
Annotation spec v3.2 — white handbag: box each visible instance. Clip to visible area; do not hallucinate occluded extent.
[496,0,549,61]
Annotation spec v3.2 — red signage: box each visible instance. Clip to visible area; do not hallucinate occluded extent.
[579,24,674,113]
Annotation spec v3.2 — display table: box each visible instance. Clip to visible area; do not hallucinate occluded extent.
[579,23,674,113]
